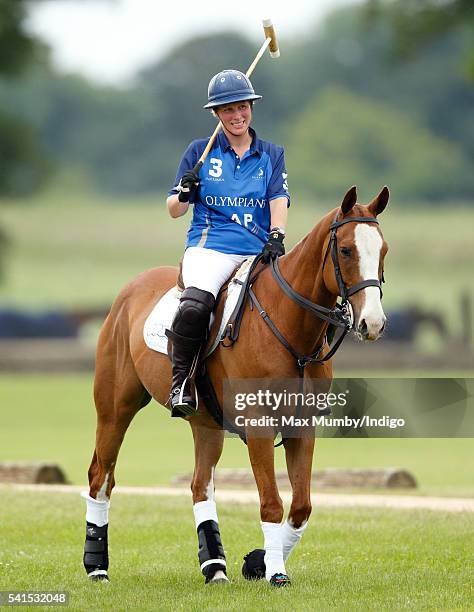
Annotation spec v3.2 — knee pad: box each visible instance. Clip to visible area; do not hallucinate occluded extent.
[172,287,215,339]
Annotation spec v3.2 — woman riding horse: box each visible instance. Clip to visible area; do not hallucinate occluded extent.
[165,68,290,417]
[81,68,389,588]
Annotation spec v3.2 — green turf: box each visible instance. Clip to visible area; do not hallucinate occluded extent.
[0,490,472,610]
[1,194,473,340]
[1,374,473,497]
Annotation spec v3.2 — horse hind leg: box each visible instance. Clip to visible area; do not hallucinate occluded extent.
[190,421,228,585]
[82,335,150,582]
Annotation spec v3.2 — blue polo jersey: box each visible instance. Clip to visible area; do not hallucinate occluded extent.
[168,128,290,255]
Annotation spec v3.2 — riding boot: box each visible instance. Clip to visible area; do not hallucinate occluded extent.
[167,330,202,416]
[165,287,215,417]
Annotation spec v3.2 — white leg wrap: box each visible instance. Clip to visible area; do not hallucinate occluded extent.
[81,491,110,527]
[261,521,286,581]
[282,519,308,561]
[193,499,218,529]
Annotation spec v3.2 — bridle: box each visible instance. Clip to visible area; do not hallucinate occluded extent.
[248,215,384,376]
[325,215,384,304]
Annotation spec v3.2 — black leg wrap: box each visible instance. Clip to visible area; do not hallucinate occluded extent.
[83,522,109,576]
[197,520,226,582]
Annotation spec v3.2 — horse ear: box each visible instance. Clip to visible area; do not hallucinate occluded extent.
[369,186,389,216]
[341,186,357,215]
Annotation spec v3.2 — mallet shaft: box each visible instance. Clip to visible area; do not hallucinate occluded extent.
[196,122,223,167]
[246,37,272,78]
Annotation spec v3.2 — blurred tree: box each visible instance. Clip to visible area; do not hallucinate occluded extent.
[285,4,474,189]
[0,0,108,196]
[285,86,473,202]
[1,3,472,203]
[0,0,52,195]
[0,223,9,281]
[0,0,104,283]
[0,0,43,75]
[365,0,474,78]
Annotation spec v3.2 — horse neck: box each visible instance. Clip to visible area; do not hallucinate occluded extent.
[271,210,338,354]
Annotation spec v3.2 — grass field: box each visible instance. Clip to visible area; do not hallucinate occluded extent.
[1,374,473,498]
[1,192,472,609]
[0,192,473,341]
[0,490,472,610]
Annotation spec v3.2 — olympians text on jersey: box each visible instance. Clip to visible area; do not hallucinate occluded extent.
[168,129,290,255]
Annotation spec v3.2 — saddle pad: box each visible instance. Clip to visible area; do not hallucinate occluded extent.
[143,285,182,354]
[143,256,256,356]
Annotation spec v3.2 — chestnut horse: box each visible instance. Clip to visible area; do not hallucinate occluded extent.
[82,185,389,585]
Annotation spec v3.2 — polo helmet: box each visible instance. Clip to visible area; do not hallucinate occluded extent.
[203,69,262,109]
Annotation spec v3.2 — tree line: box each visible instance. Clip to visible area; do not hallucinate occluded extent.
[0,0,473,203]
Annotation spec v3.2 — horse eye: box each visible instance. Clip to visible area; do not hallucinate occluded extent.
[340,247,351,257]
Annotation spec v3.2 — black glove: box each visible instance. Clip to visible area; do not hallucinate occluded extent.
[177,170,200,203]
[262,228,285,263]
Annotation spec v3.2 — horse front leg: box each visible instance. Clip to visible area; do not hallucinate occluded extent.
[281,436,315,561]
[190,420,228,584]
[245,436,290,586]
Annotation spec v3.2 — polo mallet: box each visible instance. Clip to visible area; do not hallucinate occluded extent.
[190,18,280,177]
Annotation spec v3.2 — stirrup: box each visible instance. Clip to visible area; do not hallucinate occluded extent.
[169,383,198,417]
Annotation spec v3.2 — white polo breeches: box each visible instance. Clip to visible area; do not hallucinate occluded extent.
[182,247,248,298]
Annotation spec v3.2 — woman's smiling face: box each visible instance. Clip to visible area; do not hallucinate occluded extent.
[215,101,252,137]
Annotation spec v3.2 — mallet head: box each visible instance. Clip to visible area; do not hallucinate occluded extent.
[262,18,280,58]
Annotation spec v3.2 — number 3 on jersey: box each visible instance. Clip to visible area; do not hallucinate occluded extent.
[209,158,223,178]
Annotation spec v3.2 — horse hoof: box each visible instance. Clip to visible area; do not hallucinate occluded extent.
[88,571,110,582]
[242,549,265,580]
[269,573,291,587]
[207,570,230,585]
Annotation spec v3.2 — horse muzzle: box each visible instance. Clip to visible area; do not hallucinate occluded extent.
[357,315,386,341]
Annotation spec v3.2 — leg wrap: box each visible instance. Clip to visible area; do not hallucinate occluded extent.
[282,519,308,561]
[83,522,109,576]
[197,520,226,582]
[261,521,286,581]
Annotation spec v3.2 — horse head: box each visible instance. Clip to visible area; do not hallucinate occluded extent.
[322,185,389,341]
